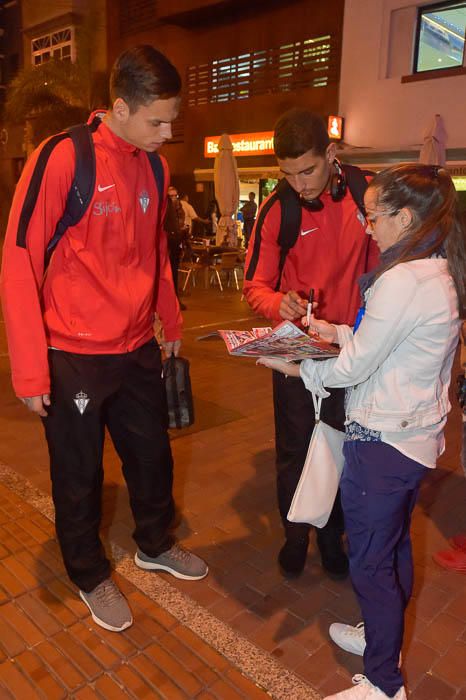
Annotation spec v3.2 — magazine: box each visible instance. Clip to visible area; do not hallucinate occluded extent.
[218,320,339,361]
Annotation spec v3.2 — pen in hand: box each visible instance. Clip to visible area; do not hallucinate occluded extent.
[306,288,314,327]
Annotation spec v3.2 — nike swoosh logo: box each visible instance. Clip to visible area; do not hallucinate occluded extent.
[97,184,115,192]
[301,227,318,236]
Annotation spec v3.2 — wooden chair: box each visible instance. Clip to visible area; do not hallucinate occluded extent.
[178,259,208,291]
[178,244,212,291]
[209,252,242,291]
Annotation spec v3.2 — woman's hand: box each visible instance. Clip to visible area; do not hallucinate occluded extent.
[302,311,337,344]
[256,357,301,376]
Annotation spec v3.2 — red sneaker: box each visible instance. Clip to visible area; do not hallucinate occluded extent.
[450,533,466,553]
[433,548,466,573]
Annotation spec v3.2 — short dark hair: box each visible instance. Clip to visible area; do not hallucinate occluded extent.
[110,45,181,113]
[274,108,330,159]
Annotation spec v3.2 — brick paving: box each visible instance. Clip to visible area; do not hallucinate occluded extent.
[0,483,270,699]
[0,283,465,698]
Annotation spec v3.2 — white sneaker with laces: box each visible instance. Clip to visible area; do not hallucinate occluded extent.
[323,674,407,699]
[329,622,403,667]
[329,621,366,656]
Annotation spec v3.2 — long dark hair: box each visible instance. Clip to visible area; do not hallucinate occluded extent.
[368,163,466,317]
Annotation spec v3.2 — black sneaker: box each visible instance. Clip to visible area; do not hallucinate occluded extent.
[278,535,309,578]
[179,302,187,310]
[317,531,349,580]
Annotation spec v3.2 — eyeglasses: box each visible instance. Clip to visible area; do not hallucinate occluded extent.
[364,209,397,231]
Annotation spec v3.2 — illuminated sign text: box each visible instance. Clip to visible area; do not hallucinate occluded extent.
[204,132,275,158]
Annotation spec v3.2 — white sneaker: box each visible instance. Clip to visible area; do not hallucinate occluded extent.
[329,621,366,656]
[329,621,403,667]
[323,675,407,699]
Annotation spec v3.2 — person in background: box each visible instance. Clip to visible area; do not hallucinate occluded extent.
[241,191,257,248]
[432,320,466,572]
[180,193,209,236]
[258,163,464,699]
[1,45,208,634]
[167,185,188,310]
[243,109,379,580]
[206,198,220,239]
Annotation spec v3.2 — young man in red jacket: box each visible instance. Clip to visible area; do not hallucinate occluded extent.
[1,45,207,633]
[243,109,378,580]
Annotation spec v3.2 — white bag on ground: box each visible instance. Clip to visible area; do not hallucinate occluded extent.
[287,393,345,529]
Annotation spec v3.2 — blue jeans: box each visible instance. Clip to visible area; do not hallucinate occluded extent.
[341,440,427,697]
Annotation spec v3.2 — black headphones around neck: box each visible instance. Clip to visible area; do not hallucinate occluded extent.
[300,158,347,212]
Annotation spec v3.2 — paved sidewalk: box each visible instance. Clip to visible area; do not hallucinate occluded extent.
[0,285,465,699]
[0,481,271,700]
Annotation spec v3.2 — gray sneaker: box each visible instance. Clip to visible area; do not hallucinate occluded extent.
[134,544,208,580]
[79,578,133,632]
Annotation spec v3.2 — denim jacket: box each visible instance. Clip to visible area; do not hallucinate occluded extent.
[300,259,460,435]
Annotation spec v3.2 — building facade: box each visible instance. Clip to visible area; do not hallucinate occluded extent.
[338,0,466,206]
[0,0,22,227]
[107,0,345,211]
[0,0,107,232]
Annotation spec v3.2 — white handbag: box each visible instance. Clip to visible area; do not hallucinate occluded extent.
[287,393,345,529]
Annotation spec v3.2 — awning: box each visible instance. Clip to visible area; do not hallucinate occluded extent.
[194,165,280,182]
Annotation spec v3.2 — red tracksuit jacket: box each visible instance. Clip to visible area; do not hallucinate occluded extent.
[243,187,379,325]
[1,117,181,398]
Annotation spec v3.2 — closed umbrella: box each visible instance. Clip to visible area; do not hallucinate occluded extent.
[214,133,240,247]
[419,114,447,166]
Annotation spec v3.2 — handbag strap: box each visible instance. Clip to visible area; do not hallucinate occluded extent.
[311,392,323,422]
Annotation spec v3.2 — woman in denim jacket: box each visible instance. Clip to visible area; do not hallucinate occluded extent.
[258,164,465,700]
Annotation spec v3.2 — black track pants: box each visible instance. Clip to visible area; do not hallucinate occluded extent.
[42,340,174,592]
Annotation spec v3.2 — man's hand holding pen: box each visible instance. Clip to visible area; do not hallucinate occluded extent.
[279,290,308,321]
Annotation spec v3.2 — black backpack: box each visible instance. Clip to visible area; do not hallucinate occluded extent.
[16,115,165,267]
[245,164,372,288]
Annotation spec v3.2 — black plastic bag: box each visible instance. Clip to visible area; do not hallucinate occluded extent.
[163,354,195,428]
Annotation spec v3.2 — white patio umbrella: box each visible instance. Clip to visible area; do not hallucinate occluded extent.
[419,114,447,166]
[214,133,240,247]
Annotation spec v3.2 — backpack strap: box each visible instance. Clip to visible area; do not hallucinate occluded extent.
[145,151,165,304]
[16,132,69,249]
[146,151,165,220]
[342,164,373,217]
[275,179,302,291]
[44,117,101,265]
[244,178,302,292]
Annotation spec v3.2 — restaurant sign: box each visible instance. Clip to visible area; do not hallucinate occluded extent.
[204,132,274,158]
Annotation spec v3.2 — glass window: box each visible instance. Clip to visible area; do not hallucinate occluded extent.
[415,1,466,72]
[31,28,75,66]
[187,34,335,107]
